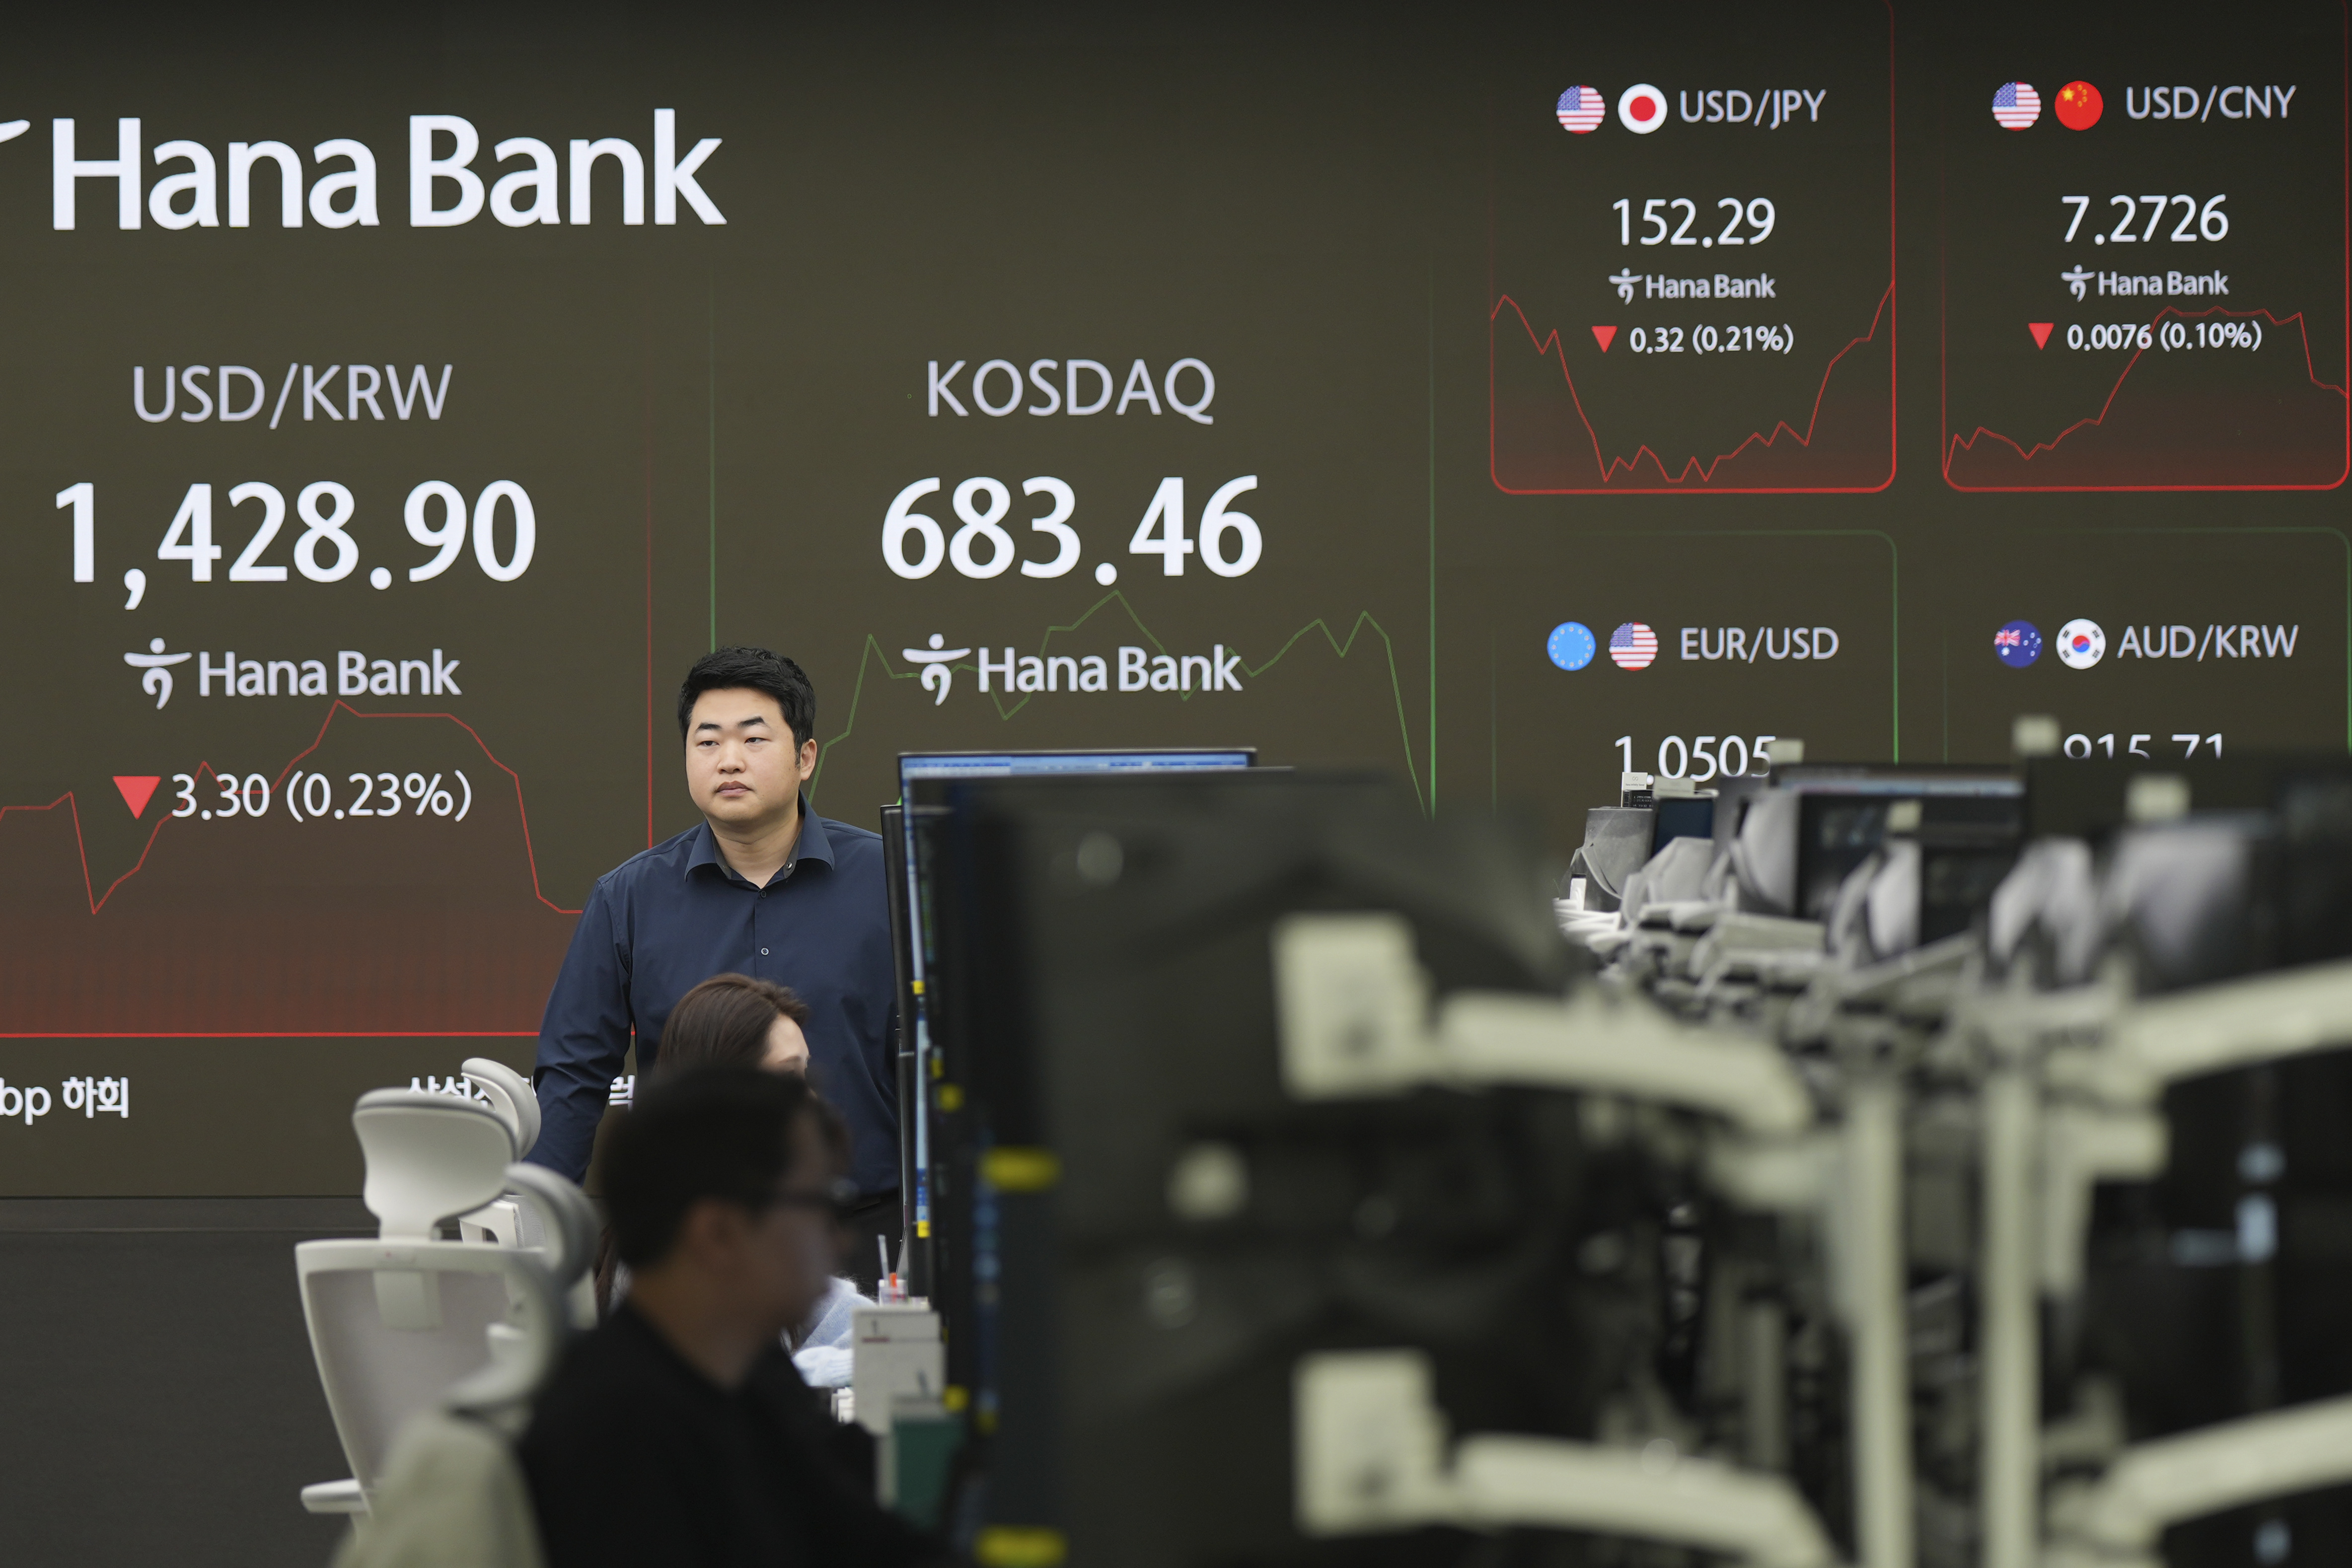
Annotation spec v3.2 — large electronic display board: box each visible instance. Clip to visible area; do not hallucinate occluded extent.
[1489,0,1897,494]
[0,1,2342,1192]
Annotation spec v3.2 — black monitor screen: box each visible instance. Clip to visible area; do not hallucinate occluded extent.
[916,770,1578,1563]
[1788,769,2023,922]
[892,752,1252,1282]
[1651,796,1716,852]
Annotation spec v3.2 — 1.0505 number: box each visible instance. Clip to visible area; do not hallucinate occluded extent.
[1616,733,1778,783]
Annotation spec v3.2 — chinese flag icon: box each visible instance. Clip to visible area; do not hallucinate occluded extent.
[113,776,161,818]
[2055,81,2102,131]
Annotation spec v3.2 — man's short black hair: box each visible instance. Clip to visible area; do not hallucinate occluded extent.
[603,1067,815,1269]
[678,646,816,752]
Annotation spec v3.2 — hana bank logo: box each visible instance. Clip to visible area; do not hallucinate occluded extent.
[125,638,192,707]
[902,634,1242,702]
[901,634,971,706]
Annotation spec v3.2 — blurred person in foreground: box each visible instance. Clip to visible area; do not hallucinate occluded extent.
[518,1068,948,1568]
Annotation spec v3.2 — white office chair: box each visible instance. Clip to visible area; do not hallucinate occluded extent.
[460,1057,541,1159]
[324,1246,569,1568]
[297,1090,544,1515]
[455,1057,599,1328]
[453,1058,550,1253]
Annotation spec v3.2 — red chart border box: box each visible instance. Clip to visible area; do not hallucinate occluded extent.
[1488,1,1899,497]
[1938,25,2351,494]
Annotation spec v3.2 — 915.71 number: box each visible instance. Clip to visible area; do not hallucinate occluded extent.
[2060,732,2221,760]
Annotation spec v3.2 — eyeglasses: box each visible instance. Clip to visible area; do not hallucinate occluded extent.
[747,1175,860,1222]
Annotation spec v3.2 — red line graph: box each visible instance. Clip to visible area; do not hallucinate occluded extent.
[1485,0,1897,498]
[0,701,579,918]
[1941,305,2352,492]
[0,702,582,1037]
[6,1031,537,1039]
[1489,282,1896,493]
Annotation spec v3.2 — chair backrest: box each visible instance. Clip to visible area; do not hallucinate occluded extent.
[453,1161,601,1326]
[462,1057,541,1157]
[354,1090,515,1241]
[503,1162,599,1290]
[296,1239,565,1496]
[326,1403,549,1568]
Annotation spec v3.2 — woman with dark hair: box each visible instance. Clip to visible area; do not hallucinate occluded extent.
[654,972,813,1078]
[595,975,870,1384]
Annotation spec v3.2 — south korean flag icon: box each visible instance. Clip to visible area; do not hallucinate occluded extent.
[2057,618,2106,669]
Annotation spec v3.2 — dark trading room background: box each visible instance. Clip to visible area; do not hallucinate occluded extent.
[0,0,2339,1192]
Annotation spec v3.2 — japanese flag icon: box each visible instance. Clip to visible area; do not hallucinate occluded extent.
[1618,84,1667,134]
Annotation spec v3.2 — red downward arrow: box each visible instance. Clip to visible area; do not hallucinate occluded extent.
[1591,325,1617,353]
[113,775,162,818]
[2027,322,2055,350]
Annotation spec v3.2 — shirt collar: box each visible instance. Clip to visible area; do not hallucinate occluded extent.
[794,803,837,868]
[684,795,835,886]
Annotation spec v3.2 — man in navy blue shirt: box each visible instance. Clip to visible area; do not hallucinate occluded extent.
[528,647,901,1286]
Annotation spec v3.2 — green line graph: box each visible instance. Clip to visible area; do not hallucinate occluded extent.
[807,589,1424,808]
[707,281,718,652]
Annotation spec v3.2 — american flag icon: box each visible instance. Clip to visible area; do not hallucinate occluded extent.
[1609,622,1658,670]
[1556,85,1606,134]
[1991,81,2042,130]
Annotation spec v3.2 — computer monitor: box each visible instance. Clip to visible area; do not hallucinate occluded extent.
[892,751,1254,1285]
[2023,753,2352,845]
[1651,794,1716,852]
[1781,766,2024,927]
[2275,764,2352,969]
[879,804,919,1248]
[916,769,1582,1564]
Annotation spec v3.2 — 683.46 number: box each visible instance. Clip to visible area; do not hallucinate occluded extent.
[883,475,1260,585]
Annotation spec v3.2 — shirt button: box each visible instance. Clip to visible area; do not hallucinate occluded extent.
[760,947,770,956]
